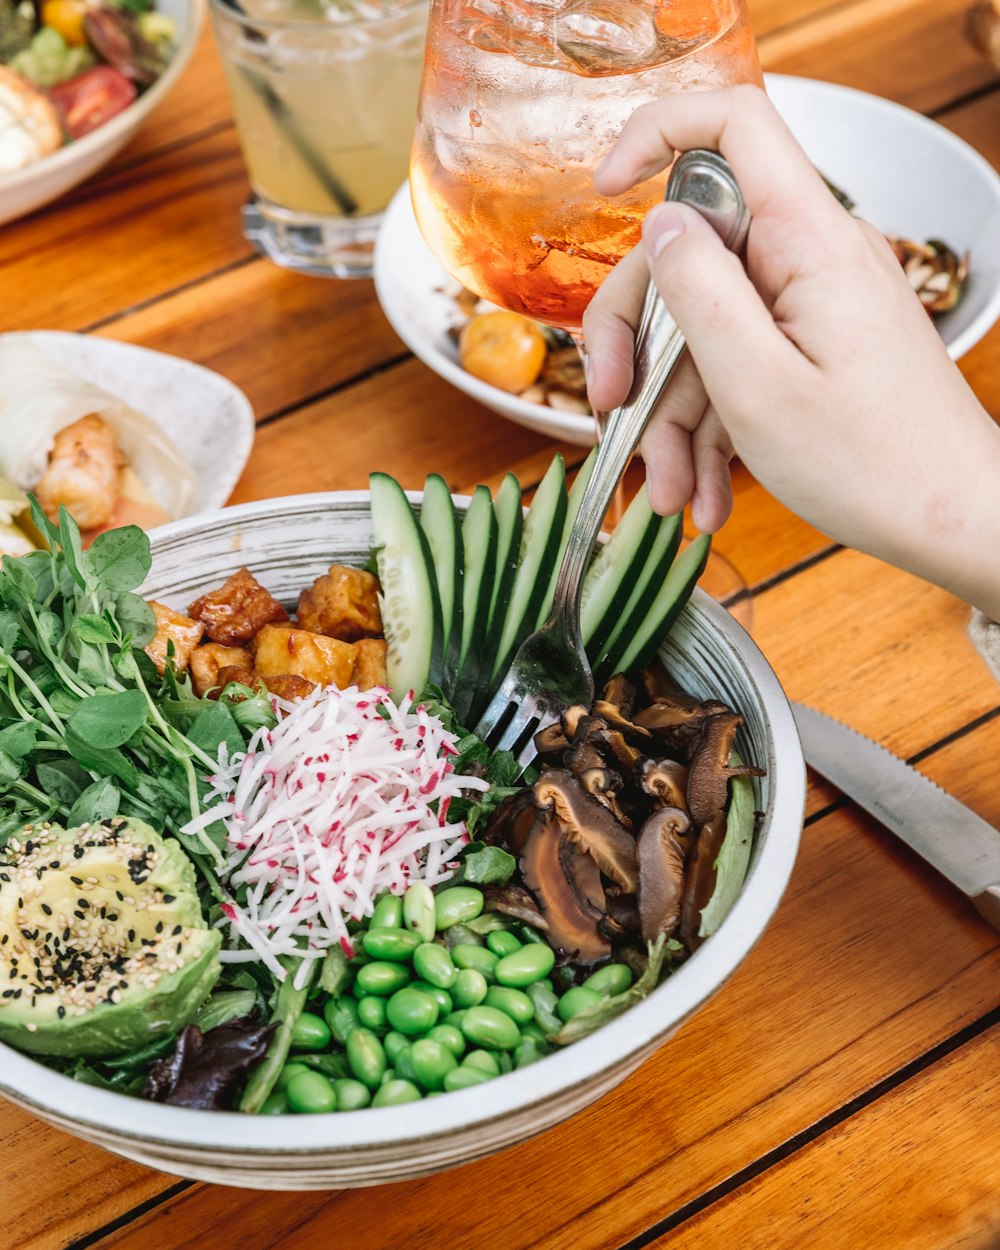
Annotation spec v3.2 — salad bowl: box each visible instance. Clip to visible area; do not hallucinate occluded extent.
[0,491,805,1188]
[0,0,203,227]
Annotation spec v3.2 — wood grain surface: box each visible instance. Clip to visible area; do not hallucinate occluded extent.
[1,0,999,1246]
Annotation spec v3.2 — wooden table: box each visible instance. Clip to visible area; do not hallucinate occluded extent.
[3,1,1000,1246]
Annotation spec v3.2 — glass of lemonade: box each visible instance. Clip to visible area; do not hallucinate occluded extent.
[410,0,762,330]
[211,0,430,279]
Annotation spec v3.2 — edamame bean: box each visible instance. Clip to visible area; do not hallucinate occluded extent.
[443,1009,467,1030]
[403,882,436,942]
[372,1079,422,1106]
[484,985,534,1026]
[286,1070,337,1114]
[452,968,488,1009]
[521,1021,547,1043]
[443,1065,491,1092]
[394,1046,418,1084]
[411,980,453,1015]
[323,997,360,1046]
[356,961,411,997]
[291,1010,332,1052]
[582,963,634,996]
[434,886,484,930]
[276,1060,311,1091]
[410,1037,458,1090]
[357,995,388,1031]
[361,928,421,962]
[460,1005,521,1051]
[379,1067,397,1087]
[383,1030,409,1065]
[259,1091,288,1114]
[370,894,403,929]
[386,987,439,1035]
[556,986,602,1022]
[332,1078,371,1111]
[486,930,522,958]
[452,944,498,981]
[346,1027,387,1088]
[427,1023,465,1057]
[494,944,555,987]
[413,942,458,989]
[462,1049,500,1076]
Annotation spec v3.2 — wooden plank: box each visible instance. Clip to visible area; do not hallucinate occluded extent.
[646,1028,1000,1250]
[758,0,999,113]
[94,261,405,421]
[0,130,254,334]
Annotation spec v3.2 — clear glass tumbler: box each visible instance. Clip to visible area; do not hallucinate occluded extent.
[410,0,762,329]
[211,0,430,279]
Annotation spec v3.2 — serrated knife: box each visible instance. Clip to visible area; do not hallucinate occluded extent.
[791,701,1000,931]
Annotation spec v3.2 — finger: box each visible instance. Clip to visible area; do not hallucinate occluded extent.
[595,85,841,230]
[638,411,696,518]
[581,244,648,411]
[689,407,734,534]
[641,200,806,411]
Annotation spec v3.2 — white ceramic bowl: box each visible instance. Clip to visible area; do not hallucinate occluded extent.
[374,73,1000,447]
[4,330,255,515]
[0,0,203,227]
[0,492,805,1187]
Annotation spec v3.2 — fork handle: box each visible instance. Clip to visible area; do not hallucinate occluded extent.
[544,149,751,637]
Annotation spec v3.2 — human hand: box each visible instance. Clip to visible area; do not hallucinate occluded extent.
[583,86,1000,619]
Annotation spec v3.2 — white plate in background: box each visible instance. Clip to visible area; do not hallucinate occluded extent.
[375,73,1000,447]
[9,331,255,516]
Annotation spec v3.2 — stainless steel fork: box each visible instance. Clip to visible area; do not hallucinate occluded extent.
[471,149,751,771]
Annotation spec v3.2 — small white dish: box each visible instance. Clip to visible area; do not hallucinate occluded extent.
[374,73,1000,448]
[0,0,203,228]
[9,330,255,516]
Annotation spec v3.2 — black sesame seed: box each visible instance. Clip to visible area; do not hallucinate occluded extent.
[57,1006,65,1019]
[162,894,176,904]
[40,904,52,916]
[172,925,182,936]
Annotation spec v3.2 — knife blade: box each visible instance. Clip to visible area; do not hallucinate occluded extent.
[791,701,1000,931]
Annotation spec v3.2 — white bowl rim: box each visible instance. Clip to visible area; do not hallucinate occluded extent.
[0,0,205,200]
[0,490,806,1156]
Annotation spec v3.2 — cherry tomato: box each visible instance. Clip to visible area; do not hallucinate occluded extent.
[49,67,137,140]
[459,310,548,394]
[41,0,89,47]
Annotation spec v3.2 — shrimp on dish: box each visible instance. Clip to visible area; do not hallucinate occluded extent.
[34,414,125,530]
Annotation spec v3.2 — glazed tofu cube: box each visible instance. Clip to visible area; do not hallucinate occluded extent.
[261,674,317,702]
[297,565,382,642]
[189,643,253,697]
[252,624,357,689]
[188,568,288,645]
[145,602,204,674]
[351,638,388,690]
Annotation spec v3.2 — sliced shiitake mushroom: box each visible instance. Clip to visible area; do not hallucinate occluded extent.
[533,769,639,894]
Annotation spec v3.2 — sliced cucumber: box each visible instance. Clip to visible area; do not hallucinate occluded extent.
[580,482,661,651]
[419,473,462,681]
[450,485,498,722]
[486,472,524,648]
[491,455,567,682]
[533,447,597,629]
[590,509,682,666]
[600,531,710,680]
[369,472,443,700]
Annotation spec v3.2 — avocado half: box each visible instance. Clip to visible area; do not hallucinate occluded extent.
[0,818,222,1058]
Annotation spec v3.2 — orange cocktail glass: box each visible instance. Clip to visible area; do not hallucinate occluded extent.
[410,0,763,333]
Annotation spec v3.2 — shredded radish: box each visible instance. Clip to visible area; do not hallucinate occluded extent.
[185,684,489,981]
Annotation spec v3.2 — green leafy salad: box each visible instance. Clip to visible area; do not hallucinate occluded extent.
[0,459,764,1116]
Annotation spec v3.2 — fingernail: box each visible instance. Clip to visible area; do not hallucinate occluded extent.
[643,206,686,259]
[579,342,591,383]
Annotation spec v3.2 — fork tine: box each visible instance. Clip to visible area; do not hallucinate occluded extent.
[490,708,541,758]
[473,680,520,744]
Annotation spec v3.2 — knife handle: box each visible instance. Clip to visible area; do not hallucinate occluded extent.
[971,884,1000,933]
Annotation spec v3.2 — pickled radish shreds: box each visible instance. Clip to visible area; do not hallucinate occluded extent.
[185,684,488,982]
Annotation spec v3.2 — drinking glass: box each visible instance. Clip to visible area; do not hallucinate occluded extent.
[211,0,431,279]
[410,0,762,331]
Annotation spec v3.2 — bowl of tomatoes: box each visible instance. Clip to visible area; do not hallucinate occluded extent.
[0,0,202,226]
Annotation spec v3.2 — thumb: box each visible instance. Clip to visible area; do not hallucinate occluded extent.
[642,202,796,413]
